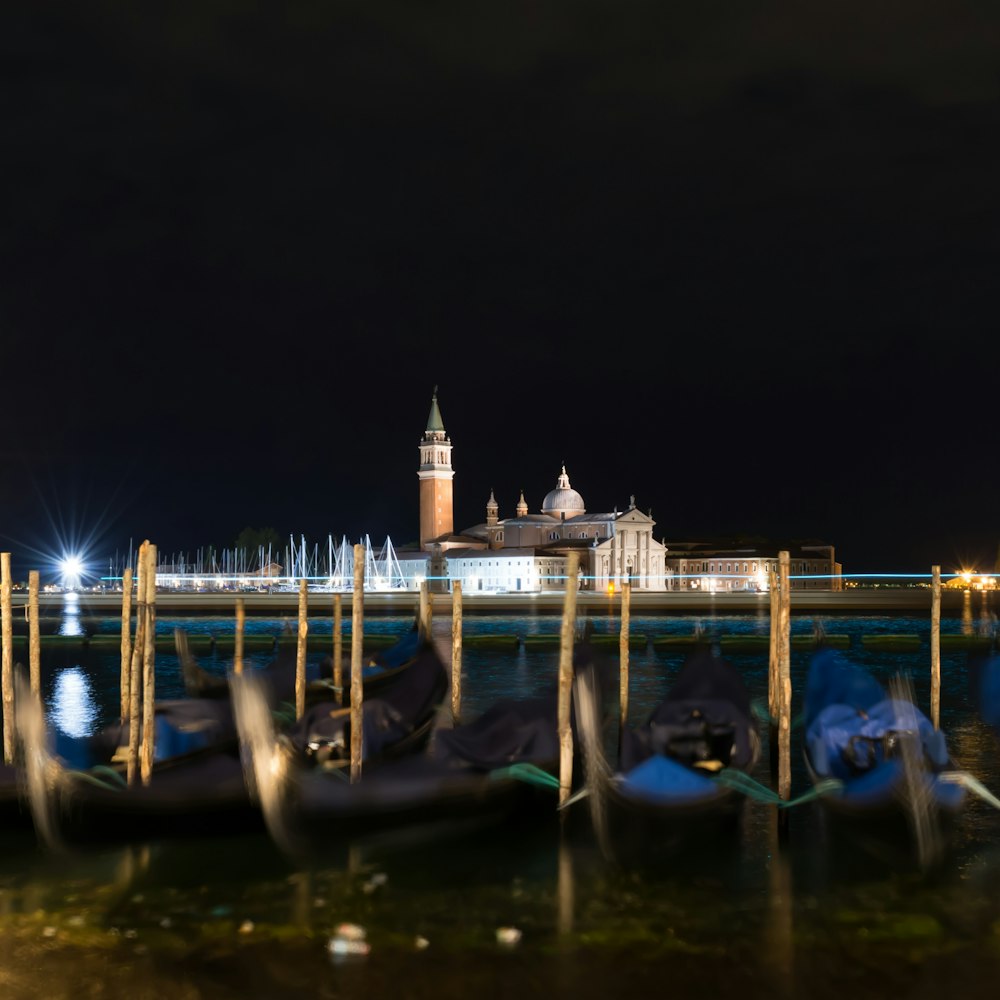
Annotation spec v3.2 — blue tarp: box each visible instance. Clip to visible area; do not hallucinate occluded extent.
[804,649,955,809]
[616,753,719,804]
[805,697,948,780]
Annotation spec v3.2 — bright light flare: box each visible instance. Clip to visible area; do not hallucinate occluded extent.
[59,556,83,577]
[58,554,85,589]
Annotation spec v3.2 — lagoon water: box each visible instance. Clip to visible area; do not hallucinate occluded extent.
[2,596,1000,998]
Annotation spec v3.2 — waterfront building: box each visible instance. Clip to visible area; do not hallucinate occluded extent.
[663,541,841,592]
[408,391,669,592]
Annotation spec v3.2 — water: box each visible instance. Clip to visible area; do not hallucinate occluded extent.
[3,600,1000,998]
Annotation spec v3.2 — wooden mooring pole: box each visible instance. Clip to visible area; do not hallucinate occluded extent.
[768,568,779,776]
[451,580,463,725]
[931,564,941,730]
[1,553,12,764]
[234,598,246,676]
[119,567,133,721]
[558,551,580,808]
[619,578,631,758]
[777,551,792,820]
[28,570,40,698]
[350,543,364,784]
[127,542,148,786]
[332,593,343,705]
[418,580,432,643]
[295,580,308,720]
[140,542,157,786]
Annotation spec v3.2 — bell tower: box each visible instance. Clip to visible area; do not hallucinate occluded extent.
[418,387,454,549]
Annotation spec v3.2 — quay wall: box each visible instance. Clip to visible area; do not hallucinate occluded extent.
[9,588,969,617]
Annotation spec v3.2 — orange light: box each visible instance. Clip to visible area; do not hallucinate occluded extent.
[607,581,615,596]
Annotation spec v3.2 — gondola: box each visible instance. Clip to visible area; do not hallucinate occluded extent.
[803,647,966,855]
[177,625,424,701]
[280,642,449,766]
[15,644,450,847]
[234,646,607,855]
[575,644,760,861]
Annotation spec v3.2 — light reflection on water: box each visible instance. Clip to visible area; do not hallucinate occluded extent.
[47,666,98,738]
[57,591,85,636]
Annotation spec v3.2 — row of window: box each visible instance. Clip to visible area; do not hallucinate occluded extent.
[678,561,819,574]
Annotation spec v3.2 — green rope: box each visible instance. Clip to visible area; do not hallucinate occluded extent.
[88,764,128,788]
[490,762,561,791]
[712,769,843,807]
[68,769,128,792]
[940,771,1000,810]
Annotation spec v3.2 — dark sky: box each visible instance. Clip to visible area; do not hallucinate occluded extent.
[2,1,999,578]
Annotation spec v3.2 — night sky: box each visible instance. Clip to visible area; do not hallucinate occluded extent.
[2,2,999,578]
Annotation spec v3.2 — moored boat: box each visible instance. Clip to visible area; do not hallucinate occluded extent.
[233,646,608,855]
[575,644,760,861]
[803,647,966,860]
[14,643,450,847]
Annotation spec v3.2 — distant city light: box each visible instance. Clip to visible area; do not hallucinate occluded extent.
[58,554,84,590]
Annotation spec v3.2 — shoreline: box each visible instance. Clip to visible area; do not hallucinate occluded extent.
[10,587,979,616]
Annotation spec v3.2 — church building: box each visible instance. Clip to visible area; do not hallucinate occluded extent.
[399,390,669,592]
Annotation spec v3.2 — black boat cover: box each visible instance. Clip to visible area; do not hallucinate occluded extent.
[435,643,613,770]
[621,647,754,773]
[285,644,448,761]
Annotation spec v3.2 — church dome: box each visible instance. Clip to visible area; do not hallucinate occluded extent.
[541,466,585,519]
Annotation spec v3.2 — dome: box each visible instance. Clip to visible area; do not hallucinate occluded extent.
[541,466,585,519]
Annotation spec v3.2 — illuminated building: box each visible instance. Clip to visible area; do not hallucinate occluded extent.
[405,391,668,592]
[664,542,841,592]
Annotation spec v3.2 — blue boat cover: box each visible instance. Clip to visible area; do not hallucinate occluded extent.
[804,649,949,784]
[803,647,885,731]
[616,753,719,804]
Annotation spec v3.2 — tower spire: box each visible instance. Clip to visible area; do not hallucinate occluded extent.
[426,386,445,434]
